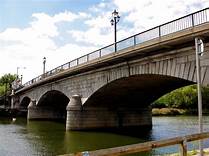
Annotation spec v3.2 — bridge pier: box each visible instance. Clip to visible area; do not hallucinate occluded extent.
[66,95,82,130]
[66,95,152,131]
[27,99,65,120]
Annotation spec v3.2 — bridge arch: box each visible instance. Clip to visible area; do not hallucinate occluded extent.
[27,90,70,120]
[37,90,70,108]
[19,96,31,108]
[65,74,195,130]
[83,74,194,108]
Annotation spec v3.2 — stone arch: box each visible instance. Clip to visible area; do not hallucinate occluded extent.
[83,74,194,108]
[37,90,69,108]
[28,90,70,120]
[64,74,194,130]
[19,96,31,108]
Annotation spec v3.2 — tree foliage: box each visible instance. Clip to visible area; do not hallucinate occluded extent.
[152,85,209,109]
[0,74,16,85]
[0,74,16,96]
[0,86,5,95]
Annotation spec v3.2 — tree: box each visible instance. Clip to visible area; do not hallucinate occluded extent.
[0,74,16,96]
[152,85,209,111]
[0,86,5,95]
[202,85,209,109]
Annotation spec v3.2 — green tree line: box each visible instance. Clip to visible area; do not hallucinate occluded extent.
[0,74,16,96]
[152,85,209,110]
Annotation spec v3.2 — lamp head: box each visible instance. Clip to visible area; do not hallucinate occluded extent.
[111,10,120,25]
[112,10,119,18]
[198,39,204,56]
[43,57,46,63]
[110,19,114,25]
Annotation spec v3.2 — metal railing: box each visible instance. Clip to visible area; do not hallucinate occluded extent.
[21,8,209,89]
[62,132,209,156]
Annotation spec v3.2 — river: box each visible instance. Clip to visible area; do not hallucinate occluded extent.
[0,116,209,156]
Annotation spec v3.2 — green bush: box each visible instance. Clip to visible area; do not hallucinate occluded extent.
[0,85,5,95]
[0,73,16,96]
[152,85,209,110]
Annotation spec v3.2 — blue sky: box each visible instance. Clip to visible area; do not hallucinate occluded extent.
[0,0,101,30]
[0,0,208,83]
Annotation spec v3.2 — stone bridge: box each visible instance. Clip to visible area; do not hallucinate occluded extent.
[12,8,209,130]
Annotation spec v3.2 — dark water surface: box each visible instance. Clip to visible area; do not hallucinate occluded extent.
[0,116,209,156]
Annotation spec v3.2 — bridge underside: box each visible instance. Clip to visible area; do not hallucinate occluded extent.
[66,74,193,130]
[27,90,69,121]
[85,74,193,107]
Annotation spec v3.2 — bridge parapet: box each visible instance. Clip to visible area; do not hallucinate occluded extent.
[19,8,209,90]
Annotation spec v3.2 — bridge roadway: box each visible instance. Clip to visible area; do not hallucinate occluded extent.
[12,8,209,130]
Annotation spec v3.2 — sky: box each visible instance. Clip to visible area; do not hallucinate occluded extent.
[0,0,208,83]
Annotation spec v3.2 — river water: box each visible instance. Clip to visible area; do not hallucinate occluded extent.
[0,116,209,156]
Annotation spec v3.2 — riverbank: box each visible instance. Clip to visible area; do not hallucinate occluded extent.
[152,108,209,116]
[152,108,186,116]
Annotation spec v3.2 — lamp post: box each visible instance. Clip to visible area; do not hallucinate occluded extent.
[43,57,46,75]
[195,37,204,156]
[16,67,20,79]
[110,9,120,52]
[16,67,26,79]
[20,75,23,85]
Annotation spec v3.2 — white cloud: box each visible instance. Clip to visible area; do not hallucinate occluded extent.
[113,0,209,33]
[49,43,97,69]
[0,0,208,84]
[31,13,59,37]
[30,11,79,38]
[0,11,89,82]
[68,0,209,51]
[89,2,110,13]
[68,10,115,46]
[78,12,91,18]
[53,11,78,23]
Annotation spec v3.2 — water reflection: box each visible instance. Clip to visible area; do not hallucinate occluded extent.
[0,116,209,156]
[26,120,146,155]
[26,120,66,155]
[151,116,209,154]
[64,131,144,153]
